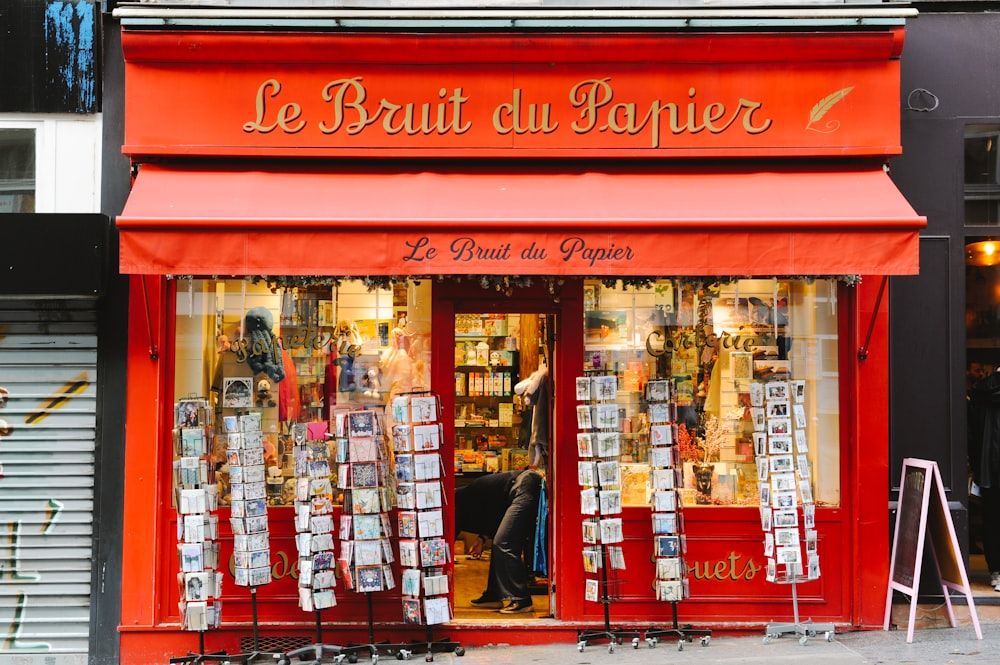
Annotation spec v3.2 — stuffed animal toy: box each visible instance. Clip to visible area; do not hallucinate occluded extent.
[245,307,285,384]
[361,367,381,399]
[255,378,276,408]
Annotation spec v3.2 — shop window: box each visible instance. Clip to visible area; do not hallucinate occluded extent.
[965,124,1000,226]
[0,128,35,213]
[582,278,840,508]
[173,278,431,508]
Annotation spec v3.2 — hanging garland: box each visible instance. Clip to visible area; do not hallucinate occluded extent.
[165,274,862,291]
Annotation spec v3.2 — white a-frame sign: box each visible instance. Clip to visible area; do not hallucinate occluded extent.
[884,458,982,643]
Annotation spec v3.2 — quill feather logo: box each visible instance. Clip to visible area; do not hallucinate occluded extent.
[806,86,854,133]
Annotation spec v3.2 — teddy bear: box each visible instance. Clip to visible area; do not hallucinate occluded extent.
[255,377,276,408]
[361,367,381,399]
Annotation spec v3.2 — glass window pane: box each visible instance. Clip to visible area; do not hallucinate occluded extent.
[965,124,1000,227]
[0,128,35,213]
[173,278,431,508]
[580,278,840,508]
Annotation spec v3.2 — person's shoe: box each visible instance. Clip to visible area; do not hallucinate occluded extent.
[991,571,1000,588]
[470,595,503,609]
[498,599,534,614]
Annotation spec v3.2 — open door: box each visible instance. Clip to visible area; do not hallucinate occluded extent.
[451,312,554,620]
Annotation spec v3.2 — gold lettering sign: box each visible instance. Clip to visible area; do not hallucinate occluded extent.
[244,76,773,148]
[687,552,763,582]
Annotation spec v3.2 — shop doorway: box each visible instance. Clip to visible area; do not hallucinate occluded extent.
[451,312,553,620]
[965,238,1000,593]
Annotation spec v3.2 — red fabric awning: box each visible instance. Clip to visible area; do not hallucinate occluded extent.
[116,163,924,276]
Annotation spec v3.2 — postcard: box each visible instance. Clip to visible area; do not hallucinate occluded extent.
[223,378,253,409]
[410,395,439,424]
[648,402,672,424]
[575,376,593,401]
[773,509,799,528]
[402,597,422,624]
[649,424,673,447]
[652,490,677,513]
[424,597,450,625]
[412,424,441,451]
[594,375,618,402]
[348,410,377,438]
[646,380,671,403]
[596,432,620,458]
[599,517,623,544]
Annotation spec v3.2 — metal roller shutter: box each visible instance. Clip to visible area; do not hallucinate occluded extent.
[0,298,97,662]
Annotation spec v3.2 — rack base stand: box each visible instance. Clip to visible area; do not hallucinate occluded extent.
[576,574,640,652]
[396,625,465,662]
[338,594,464,663]
[169,631,233,664]
[284,609,345,665]
[169,650,233,665]
[576,627,642,654]
[763,579,835,646]
[643,602,711,651]
[226,587,289,664]
[576,597,640,654]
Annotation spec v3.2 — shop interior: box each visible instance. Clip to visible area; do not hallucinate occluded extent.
[452,312,552,620]
[965,237,1000,595]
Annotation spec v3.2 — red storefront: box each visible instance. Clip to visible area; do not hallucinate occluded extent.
[114,6,923,663]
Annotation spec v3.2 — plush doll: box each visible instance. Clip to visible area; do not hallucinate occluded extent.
[361,367,382,399]
[245,307,285,384]
[255,378,276,408]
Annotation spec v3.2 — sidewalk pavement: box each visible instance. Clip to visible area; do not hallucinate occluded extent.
[441,622,995,665]
[427,604,998,665]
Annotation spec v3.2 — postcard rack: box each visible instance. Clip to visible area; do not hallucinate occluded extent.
[752,377,833,646]
[390,390,465,661]
[170,397,228,664]
[573,375,640,653]
[333,406,407,663]
[642,379,710,651]
[226,411,284,664]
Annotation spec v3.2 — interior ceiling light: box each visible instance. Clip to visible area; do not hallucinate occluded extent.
[967,240,1000,266]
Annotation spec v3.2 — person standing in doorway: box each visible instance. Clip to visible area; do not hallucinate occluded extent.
[454,469,543,613]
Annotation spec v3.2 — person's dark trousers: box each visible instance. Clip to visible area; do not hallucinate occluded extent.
[486,470,542,602]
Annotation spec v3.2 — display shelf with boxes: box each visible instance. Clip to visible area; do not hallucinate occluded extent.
[453,313,523,472]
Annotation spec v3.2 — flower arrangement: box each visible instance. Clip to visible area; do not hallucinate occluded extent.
[677,414,726,465]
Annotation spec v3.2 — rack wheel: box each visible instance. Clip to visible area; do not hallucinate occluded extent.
[348,655,358,663]
[825,632,834,642]
[646,637,657,648]
[762,636,771,645]
[608,643,615,654]
[677,641,684,652]
[454,647,465,657]
[577,642,585,652]
[631,637,639,649]
[425,655,433,663]
[799,636,808,646]
[700,636,710,647]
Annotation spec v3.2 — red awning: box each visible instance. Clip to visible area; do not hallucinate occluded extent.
[116,163,924,276]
